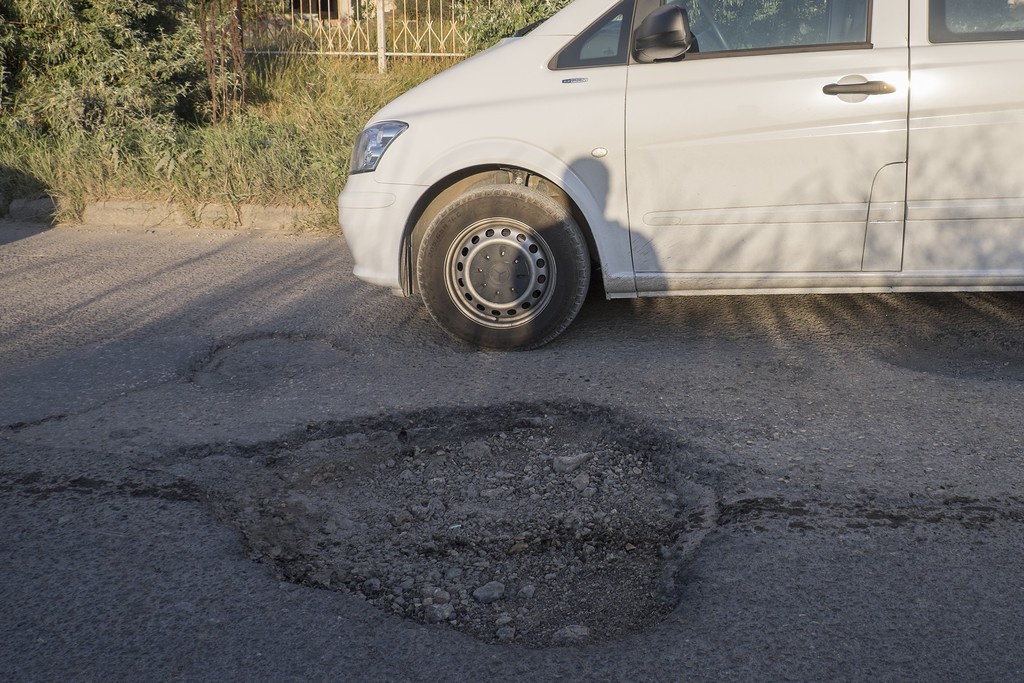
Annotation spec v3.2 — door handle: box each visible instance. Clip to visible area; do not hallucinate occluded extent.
[823,80,896,96]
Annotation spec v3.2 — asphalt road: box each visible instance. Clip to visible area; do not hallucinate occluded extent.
[2,221,1024,681]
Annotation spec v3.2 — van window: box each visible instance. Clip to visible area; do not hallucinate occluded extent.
[554,0,635,68]
[667,0,869,53]
[930,0,1024,42]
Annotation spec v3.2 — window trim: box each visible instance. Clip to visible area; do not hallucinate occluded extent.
[632,0,874,62]
[681,40,873,61]
[549,0,636,70]
[929,0,1024,44]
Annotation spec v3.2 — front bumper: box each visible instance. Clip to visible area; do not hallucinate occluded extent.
[338,173,427,293]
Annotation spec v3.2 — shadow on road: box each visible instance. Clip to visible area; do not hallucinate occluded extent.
[0,164,53,239]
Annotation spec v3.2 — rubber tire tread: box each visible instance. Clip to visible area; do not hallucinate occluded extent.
[417,184,590,350]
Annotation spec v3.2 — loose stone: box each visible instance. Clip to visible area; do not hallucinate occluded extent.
[553,453,593,473]
[472,581,505,604]
[551,624,590,645]
[462,440,492,459]
[425,604,453,623]
[518,584,537,599]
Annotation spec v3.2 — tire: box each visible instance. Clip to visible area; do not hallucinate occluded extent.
[417,184,591,350]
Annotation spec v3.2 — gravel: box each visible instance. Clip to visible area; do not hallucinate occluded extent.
[217,408,704,648]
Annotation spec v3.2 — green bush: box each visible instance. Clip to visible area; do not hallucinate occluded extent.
[0,2,17,110]
[1,0,207,131]
[457,0,571,54]
[0,1,445,225]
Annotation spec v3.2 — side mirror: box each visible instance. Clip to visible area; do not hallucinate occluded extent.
[633,5,694,63]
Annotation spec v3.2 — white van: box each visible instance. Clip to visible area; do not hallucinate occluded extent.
[339,0,1024,349]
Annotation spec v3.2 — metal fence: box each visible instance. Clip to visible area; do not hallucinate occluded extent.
[245,0,472,71]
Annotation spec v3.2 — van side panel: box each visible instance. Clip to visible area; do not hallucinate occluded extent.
[625,3,910,278]
[906,2,1024,274]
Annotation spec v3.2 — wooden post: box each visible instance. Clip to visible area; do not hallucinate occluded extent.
[376,0,387,73]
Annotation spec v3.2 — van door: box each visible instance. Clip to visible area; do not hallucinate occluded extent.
[904,0,1024,276]
[625,0,910,290]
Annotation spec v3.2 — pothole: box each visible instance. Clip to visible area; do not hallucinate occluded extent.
[213,404,714,648]
[188,333,349,388]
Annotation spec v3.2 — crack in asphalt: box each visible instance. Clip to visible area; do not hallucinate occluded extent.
[1,413,69,433]
[5,469,1022,533]
[716,495,1024,531]
[8,464,1018,533]
[1,332,352,434]
[0,471,204,502]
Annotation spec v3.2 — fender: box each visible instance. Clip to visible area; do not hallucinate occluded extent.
[381,136,637,297]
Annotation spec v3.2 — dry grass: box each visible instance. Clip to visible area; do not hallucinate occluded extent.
[0,56,451,227]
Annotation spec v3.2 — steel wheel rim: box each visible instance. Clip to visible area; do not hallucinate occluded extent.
[444,218,556,329]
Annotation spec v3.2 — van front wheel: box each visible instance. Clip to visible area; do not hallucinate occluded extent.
[417,184,590,350]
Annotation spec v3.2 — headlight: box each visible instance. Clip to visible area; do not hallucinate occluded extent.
[349,121,408,174]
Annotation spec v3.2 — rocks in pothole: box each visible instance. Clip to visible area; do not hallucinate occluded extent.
[551,624,590,646]
[424,604,453,623]
[553,452,593,473]
[472,581,505,603]
[222,410,695,648]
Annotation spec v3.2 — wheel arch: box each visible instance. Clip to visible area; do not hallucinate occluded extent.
[399,166,601,297]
